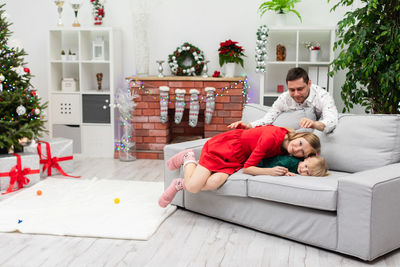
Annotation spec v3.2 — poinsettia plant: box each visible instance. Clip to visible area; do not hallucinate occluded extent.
[218,39,246,67]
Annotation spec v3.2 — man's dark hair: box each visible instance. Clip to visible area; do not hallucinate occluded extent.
[286,67,309,84]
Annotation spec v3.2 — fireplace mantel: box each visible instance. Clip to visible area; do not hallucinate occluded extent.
[124,76,247,159]
[126,76,246,81]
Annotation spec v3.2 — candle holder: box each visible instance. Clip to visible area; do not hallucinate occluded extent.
[54,0,65,27]
[70,0,82,27]
[156,60,165,77]
[202,60,210,78]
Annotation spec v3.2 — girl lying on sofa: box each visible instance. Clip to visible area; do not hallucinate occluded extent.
[256,154,328,177]
[159,125,323,208]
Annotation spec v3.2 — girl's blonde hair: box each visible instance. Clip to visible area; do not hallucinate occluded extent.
[307,156,329,177]
[286,131,321,156]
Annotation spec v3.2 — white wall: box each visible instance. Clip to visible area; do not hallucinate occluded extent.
[5,0,363,124]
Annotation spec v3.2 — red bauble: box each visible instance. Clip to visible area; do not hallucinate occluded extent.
[24,68,30,74]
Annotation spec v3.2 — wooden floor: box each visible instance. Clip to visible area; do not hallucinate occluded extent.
[1,156,400,267]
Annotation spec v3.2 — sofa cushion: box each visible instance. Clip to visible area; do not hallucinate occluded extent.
[241,104,316,130]
[247,171,349,211]
[241,104,270,123]
[316,114,400,173]
[272,108,316,130]
[215,169,250,197]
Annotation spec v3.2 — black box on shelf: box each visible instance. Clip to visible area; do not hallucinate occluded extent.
[82,94,110,123]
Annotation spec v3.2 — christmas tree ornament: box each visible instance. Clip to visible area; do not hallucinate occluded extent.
[205,87,216,124]
[16,105,26,116]
[255,25,269,73]
[34,108,41,115]
[174,89,186,124]
[114,82,138,161]
[188,89,200,127]
[159,86,170,123]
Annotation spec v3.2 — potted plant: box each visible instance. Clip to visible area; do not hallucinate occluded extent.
[218,39,245,78]
[258,0,302,24]
[330,0,400,114]
[61,50,67,61]
[68,49,77,61]
[304,41,320,62]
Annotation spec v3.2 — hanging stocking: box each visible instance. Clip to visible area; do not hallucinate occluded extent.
[159,86,170,123]
[174,89,186,124]
[205,87,216,124]
[188,89,200,127]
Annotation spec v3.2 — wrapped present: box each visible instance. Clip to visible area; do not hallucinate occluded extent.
[25,138,79,178]
[0,153,40,194]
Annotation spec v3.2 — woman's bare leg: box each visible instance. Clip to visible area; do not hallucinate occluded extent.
[184,164,212,193]
[201,172,229,191]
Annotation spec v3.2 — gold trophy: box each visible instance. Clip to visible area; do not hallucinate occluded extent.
[70,0,82,27]
[54,0,64,27]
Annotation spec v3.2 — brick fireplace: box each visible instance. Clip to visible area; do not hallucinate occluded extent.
[125,76,247,159]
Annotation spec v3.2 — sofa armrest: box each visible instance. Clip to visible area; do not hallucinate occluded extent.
[337,163,400,260]
[163,138,209,207]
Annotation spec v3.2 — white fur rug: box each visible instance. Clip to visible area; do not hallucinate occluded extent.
[0,178,176,240]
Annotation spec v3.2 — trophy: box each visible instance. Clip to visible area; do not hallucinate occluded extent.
[156,60,165,77]
[54,0,64,27]
[70,0,82,27]
[202,60,210,78]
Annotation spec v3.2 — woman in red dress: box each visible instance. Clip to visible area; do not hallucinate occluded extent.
[159,125,321,207]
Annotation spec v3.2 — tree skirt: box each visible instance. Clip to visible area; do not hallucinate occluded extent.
[0,178,176,240]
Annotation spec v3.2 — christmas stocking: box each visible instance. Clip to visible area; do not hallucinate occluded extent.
[174,89,186,124]
[159,86,170,123]
[188,89,200,127]
[205,87,216,124]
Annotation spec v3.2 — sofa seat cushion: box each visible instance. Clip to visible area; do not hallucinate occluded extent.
[247,171,349,211]
[215,169,252,197]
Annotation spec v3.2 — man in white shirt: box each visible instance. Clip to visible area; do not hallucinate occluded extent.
[229,67,339,133]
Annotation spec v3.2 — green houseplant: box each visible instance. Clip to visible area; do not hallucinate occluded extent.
[330,0,400,114]
[258,0,302,22]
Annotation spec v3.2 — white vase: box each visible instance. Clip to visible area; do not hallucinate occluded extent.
[275,13,287,26]
[309,50,319,62]
[224,63,236,78]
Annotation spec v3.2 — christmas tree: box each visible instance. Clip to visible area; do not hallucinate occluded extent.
[0,4,47,153]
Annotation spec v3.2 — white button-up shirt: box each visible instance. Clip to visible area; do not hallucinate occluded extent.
[251,84,339,133]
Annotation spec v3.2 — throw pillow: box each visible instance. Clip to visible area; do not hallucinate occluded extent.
[272,108,317,130]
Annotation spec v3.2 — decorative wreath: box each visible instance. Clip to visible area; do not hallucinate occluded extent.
[168,42,205,76]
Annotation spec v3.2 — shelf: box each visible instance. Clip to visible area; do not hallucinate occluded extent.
[48,27,119,157]
[259,27,335,105]
[81,90,111,94]
[266,61,297,65]
[51,91,80,95]
[264,93,283,97]
[80,60,110,64]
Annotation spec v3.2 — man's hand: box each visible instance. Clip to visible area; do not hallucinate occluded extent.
[228,120,252,129]
[299,118,326,131]
[285,171,296,176]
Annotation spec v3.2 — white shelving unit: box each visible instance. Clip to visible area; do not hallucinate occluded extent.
[259,26,335,106]
[48,27,121,157]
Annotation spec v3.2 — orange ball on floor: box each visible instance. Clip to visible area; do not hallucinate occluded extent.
[36,190,42,196]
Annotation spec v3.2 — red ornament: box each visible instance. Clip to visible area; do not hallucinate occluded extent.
[31,90,36,96]
[24,68,30,74]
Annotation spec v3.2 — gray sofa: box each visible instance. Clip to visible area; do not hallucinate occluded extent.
[163,104,400,261]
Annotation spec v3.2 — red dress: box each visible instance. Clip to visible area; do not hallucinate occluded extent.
[198,125,288,174]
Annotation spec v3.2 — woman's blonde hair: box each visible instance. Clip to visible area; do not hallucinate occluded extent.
[286,131,321,156]
[307,156,329,177]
